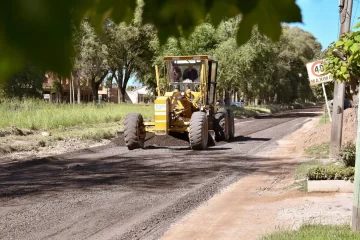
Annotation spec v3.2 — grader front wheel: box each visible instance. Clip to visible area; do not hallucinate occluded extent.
[226,109,235,140]
[214,109,230,142]
[189,112,208,150]
[124,113,146,150]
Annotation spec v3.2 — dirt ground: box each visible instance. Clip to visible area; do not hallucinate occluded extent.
[0,107,355,240]
[161,117,353,240]
[298,108,358,150]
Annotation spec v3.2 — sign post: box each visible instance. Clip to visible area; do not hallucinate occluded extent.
[322,83,332,122]
[306,59,333,122]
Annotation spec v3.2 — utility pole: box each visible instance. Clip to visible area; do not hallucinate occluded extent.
[330,0,352,158]
[340,0,360,231]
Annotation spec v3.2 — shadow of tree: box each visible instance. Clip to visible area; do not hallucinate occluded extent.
[0,149,300,199]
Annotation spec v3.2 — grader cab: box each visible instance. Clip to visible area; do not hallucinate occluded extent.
[124,55,235,150]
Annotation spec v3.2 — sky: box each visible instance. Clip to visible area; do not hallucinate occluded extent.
[293,0,360,49]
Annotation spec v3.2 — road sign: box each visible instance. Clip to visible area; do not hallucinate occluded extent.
[306,59,333,86]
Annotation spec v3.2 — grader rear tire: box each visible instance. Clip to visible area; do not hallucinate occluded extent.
[124,113,145,150]
[226,109,235,140]
[189,112,208,150]
[214,109,229,142]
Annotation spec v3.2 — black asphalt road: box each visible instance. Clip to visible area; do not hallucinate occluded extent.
[0,107,321,240]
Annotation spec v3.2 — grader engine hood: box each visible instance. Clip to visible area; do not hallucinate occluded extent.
[154,97,170,135]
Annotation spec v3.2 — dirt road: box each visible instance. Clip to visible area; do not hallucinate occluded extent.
[0,108,320,240]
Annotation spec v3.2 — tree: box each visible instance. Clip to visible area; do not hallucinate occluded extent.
[105,10,156,103]
[47,72,66,103]
[274,26,322,103]
[325,24,360,103]
[77,20,109,103]
[150,19,321,105]
[0,0,302,83]
[1,62,45,99]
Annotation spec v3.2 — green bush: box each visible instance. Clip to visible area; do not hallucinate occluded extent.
[307,165,354,181]
[340,142,356,167]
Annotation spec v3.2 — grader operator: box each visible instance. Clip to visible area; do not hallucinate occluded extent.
[124,55,235,150]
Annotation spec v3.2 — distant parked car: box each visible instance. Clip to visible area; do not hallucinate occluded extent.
[231,102,243,108]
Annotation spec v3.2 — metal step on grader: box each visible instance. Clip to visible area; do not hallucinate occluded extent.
[124,55,235,150]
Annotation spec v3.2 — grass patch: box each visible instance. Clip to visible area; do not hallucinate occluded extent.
[231,103,306,117]
[304,142,330,159]
[318,113,331,127]
[0,123,121,155]
[290,160,323,191]
[80,128,117,141]
[47,122,120,141]
[0,99,153,131]
[261,224,360,240]
[295,161,323,180]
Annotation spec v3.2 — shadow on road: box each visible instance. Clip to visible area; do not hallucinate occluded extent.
[254,112,319,119]
[0,152,300,199]
[231,136,271,142]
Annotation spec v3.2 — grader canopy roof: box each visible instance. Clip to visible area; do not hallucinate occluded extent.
[163,55,217,61]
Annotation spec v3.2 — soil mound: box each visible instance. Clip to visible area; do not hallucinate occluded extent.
[113,132,189,147]
[298,108,357,150]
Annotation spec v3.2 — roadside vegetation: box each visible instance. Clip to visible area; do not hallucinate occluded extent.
[317,113,331,127]
[261,225,360,240]
[0,99,314,132]
[0,99,154,130]
[303,142,330,159]
[291,160,323,191]
[0,99,316,154]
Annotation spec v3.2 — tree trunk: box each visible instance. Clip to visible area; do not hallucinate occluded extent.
[117,87,122,103]
[225,88,231,107]
[58,87,63,103]
[77,82,81,104]
[121,87,126,103]
[90,77,99,104]
[69,76,72,104]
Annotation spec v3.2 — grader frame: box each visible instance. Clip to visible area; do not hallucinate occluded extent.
[124,55,234,150]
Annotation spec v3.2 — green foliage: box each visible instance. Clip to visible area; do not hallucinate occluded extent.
[307,165,354,181]
[295,161,323,180]
[104,9,156,102]
[311,81,334,101]
[261,224,360,240]
[324,23,360,98]
[304,142,330,159]
[212,25,321,104]
[292,161,323,191]
[340,142,356,167]
[1,62,45,99]
[0,99,153,130]
[325,31,360,82]
[0,0,301,83]
[73,19,110,102]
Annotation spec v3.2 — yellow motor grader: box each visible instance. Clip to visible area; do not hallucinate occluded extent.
[124,55,235,150]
